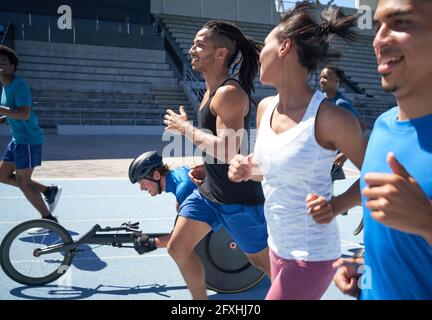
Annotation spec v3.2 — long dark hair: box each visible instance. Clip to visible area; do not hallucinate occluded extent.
[203,20,262,96]
[278,2,358,72]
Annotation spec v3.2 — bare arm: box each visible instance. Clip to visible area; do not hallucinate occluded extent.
[319,103,366,210]
[332,117,367,167]
[227,96,276,183]
[0,105,30,120]
[165,84,248,163]
[307,103,367,223]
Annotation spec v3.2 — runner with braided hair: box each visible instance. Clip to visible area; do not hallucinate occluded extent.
[163,20,269,300]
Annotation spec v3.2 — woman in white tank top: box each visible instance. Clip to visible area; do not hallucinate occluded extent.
[228,3,367,300]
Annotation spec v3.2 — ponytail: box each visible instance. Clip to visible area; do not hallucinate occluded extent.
[278,1,358,72]
[318,6,357,42]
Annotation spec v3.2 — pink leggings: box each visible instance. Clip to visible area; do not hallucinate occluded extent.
[265,249,337,300]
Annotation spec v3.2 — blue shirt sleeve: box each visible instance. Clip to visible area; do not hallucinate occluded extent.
[175,181,196,205]
[335,98,360,119]
[14,80,32,107]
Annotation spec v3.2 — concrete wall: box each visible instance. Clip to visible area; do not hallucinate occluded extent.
[151,0,280,25]
[0,11,163,49]
[151,1,375,36]
[0,0,152,24]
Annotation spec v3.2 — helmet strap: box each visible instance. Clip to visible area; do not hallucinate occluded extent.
[144,177,162,194]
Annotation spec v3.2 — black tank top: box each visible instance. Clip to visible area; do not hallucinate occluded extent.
[197,78,265,205]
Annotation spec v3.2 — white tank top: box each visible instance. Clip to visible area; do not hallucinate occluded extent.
[254,91,341,261]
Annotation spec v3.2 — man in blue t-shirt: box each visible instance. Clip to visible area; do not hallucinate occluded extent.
[320,64,366,180]
[0,45,62,232]
[320,64,366,217]
[331,0,432,299]
[128,151,197,253]
[320,65,362,120]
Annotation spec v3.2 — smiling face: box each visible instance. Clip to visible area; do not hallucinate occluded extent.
[188,28,217,73]
[373,0,432,98]
[138,171,161,197]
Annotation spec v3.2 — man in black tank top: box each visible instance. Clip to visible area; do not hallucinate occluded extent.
[163,20,270,299]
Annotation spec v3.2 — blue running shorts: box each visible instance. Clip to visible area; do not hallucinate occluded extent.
[1,140,42,169]
[179,189,268,254]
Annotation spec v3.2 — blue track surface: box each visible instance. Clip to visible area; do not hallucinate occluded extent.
[0,172,363,300]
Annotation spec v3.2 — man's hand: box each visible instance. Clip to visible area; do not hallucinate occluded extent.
[188,164,206,186]
[363,152,432,243]
[228,154,254,182]
[164,106,190,135]
[306,193,335,224]
[333,257,364,298]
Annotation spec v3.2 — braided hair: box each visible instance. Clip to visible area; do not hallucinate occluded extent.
[203,20,262,96]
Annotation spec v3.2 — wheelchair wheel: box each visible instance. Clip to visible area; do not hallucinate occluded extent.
[195,228,265,293]
[0,219,74,286]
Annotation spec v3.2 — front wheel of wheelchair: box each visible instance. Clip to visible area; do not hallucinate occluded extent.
[0,219,74,286]
[195,228,266,293]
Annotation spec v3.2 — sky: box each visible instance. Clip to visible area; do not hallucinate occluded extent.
[330,0,355,8]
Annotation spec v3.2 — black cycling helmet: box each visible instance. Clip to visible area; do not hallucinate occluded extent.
[128,151,163,184]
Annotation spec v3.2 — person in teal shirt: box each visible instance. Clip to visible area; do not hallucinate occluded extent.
[0,45,62,233]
